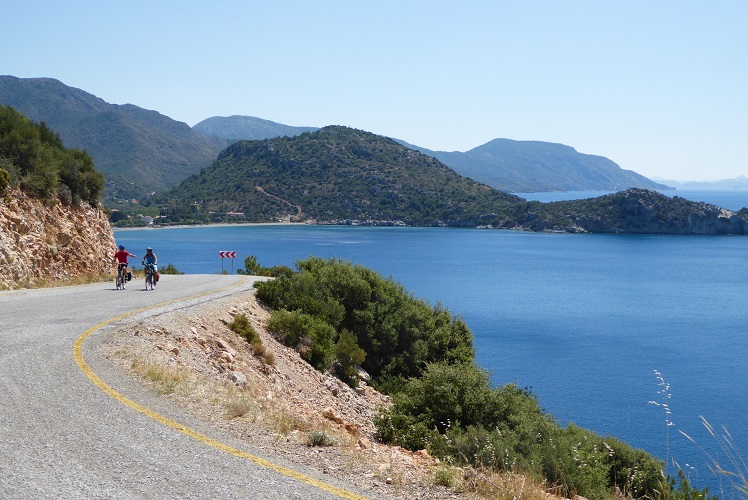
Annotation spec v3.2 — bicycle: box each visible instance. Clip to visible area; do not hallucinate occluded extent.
[144,264,155,291]
[116,263,128,290]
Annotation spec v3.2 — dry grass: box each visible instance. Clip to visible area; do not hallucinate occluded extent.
[131,358,190,395]
[680,417,748,498]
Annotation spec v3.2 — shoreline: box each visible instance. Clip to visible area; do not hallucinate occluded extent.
[113,221,302,232]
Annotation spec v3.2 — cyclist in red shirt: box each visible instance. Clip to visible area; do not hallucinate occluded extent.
[113,245,136,277]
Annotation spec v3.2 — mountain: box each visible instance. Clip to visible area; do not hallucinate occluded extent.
[399,138,671,193]
[654,175,748,190]
[192,115,668,194]
[0,75,228,200]
[156,126,748,234]
[193,115,318,141]
[157,126,523,226]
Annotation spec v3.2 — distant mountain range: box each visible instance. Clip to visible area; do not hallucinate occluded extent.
[0,76,671,200]
[654,176,748,190]
[0,75,230,200]
[399,139,670,192]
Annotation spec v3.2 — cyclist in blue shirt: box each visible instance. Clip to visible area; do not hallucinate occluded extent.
[141,247,159,285]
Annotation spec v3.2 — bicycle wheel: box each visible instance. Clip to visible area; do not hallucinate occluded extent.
[146,273,153,291]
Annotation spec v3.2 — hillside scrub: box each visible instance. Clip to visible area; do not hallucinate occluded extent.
[0,105,104,205]
[253,256,714,499]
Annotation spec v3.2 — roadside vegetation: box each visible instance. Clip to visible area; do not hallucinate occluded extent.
[252,256,715,499]
[0,105,104,205]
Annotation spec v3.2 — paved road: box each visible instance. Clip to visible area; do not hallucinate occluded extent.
[0,275,370,499]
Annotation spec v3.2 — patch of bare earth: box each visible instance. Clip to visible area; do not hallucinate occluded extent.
[99,289,555,500]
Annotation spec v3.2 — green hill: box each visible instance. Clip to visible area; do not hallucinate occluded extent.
[0,75,228,200]
[157,126,524,226]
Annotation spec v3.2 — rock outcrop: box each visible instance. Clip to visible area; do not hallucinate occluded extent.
[0,189,115,288]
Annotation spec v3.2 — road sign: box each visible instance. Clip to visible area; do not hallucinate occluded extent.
[219,251,236,258]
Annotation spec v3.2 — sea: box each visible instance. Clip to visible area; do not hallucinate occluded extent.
[115,189,748,493]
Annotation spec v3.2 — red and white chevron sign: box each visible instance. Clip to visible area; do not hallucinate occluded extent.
[219,251,236,258]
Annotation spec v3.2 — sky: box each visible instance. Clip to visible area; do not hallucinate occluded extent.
[3,1,747,181]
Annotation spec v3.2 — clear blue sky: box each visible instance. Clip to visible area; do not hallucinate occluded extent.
[4,1,747,181]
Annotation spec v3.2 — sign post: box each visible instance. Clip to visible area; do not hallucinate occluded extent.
[219,251,237,274]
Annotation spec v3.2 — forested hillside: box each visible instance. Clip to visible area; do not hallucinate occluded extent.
[157,126,524,226]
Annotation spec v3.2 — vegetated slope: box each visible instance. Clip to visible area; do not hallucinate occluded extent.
[523,188,748,234]
[0,105,115,288]
[193,115,318,141]
[0,75,228,200]
[0,104,103,205]
[160,126,524,226]
[402,138,671,192]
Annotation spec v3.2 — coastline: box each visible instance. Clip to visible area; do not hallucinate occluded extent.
[113,221,302,232]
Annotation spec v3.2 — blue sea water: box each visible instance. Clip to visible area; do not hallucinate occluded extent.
[115,189,748,493]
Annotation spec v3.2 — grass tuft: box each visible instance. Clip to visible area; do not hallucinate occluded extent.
[307,430,336,447]
[131,358,188,395]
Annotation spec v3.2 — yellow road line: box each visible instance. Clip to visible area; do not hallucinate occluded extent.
[73,278,369,500]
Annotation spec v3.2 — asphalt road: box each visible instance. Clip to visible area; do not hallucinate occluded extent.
[0,274,371,499]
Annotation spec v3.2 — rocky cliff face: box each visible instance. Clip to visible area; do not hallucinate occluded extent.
[0,189,115,289]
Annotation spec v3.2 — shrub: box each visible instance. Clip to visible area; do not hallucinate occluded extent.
[159,263,183,274]
[237,255,264,275]
[306,430,336,447]
[334,329,366,387]
[266,309,336,371]
[227,313,259,344]
[0,168,9,193]
[254,257,474,385]
[0,106,103,204]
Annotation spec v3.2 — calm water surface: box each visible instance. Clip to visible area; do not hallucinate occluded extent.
[116,190,748,491]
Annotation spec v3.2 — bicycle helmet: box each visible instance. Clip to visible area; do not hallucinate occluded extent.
[146,247,153,252]
[119,245,125,250]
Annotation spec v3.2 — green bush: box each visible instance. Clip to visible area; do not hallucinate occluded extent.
[0,106,104,205]
[255,257,474,385]
[306,430,336,447]
[227,313,260,344]
[334,329,366,387]
[266,309,336,371]
[0,168,9,193]
[159,263,183,274]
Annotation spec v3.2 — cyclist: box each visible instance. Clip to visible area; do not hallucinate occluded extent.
[113,245,136,281]
[141,247,159,285]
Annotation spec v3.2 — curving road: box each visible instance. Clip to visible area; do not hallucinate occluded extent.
[0,274,372,499]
